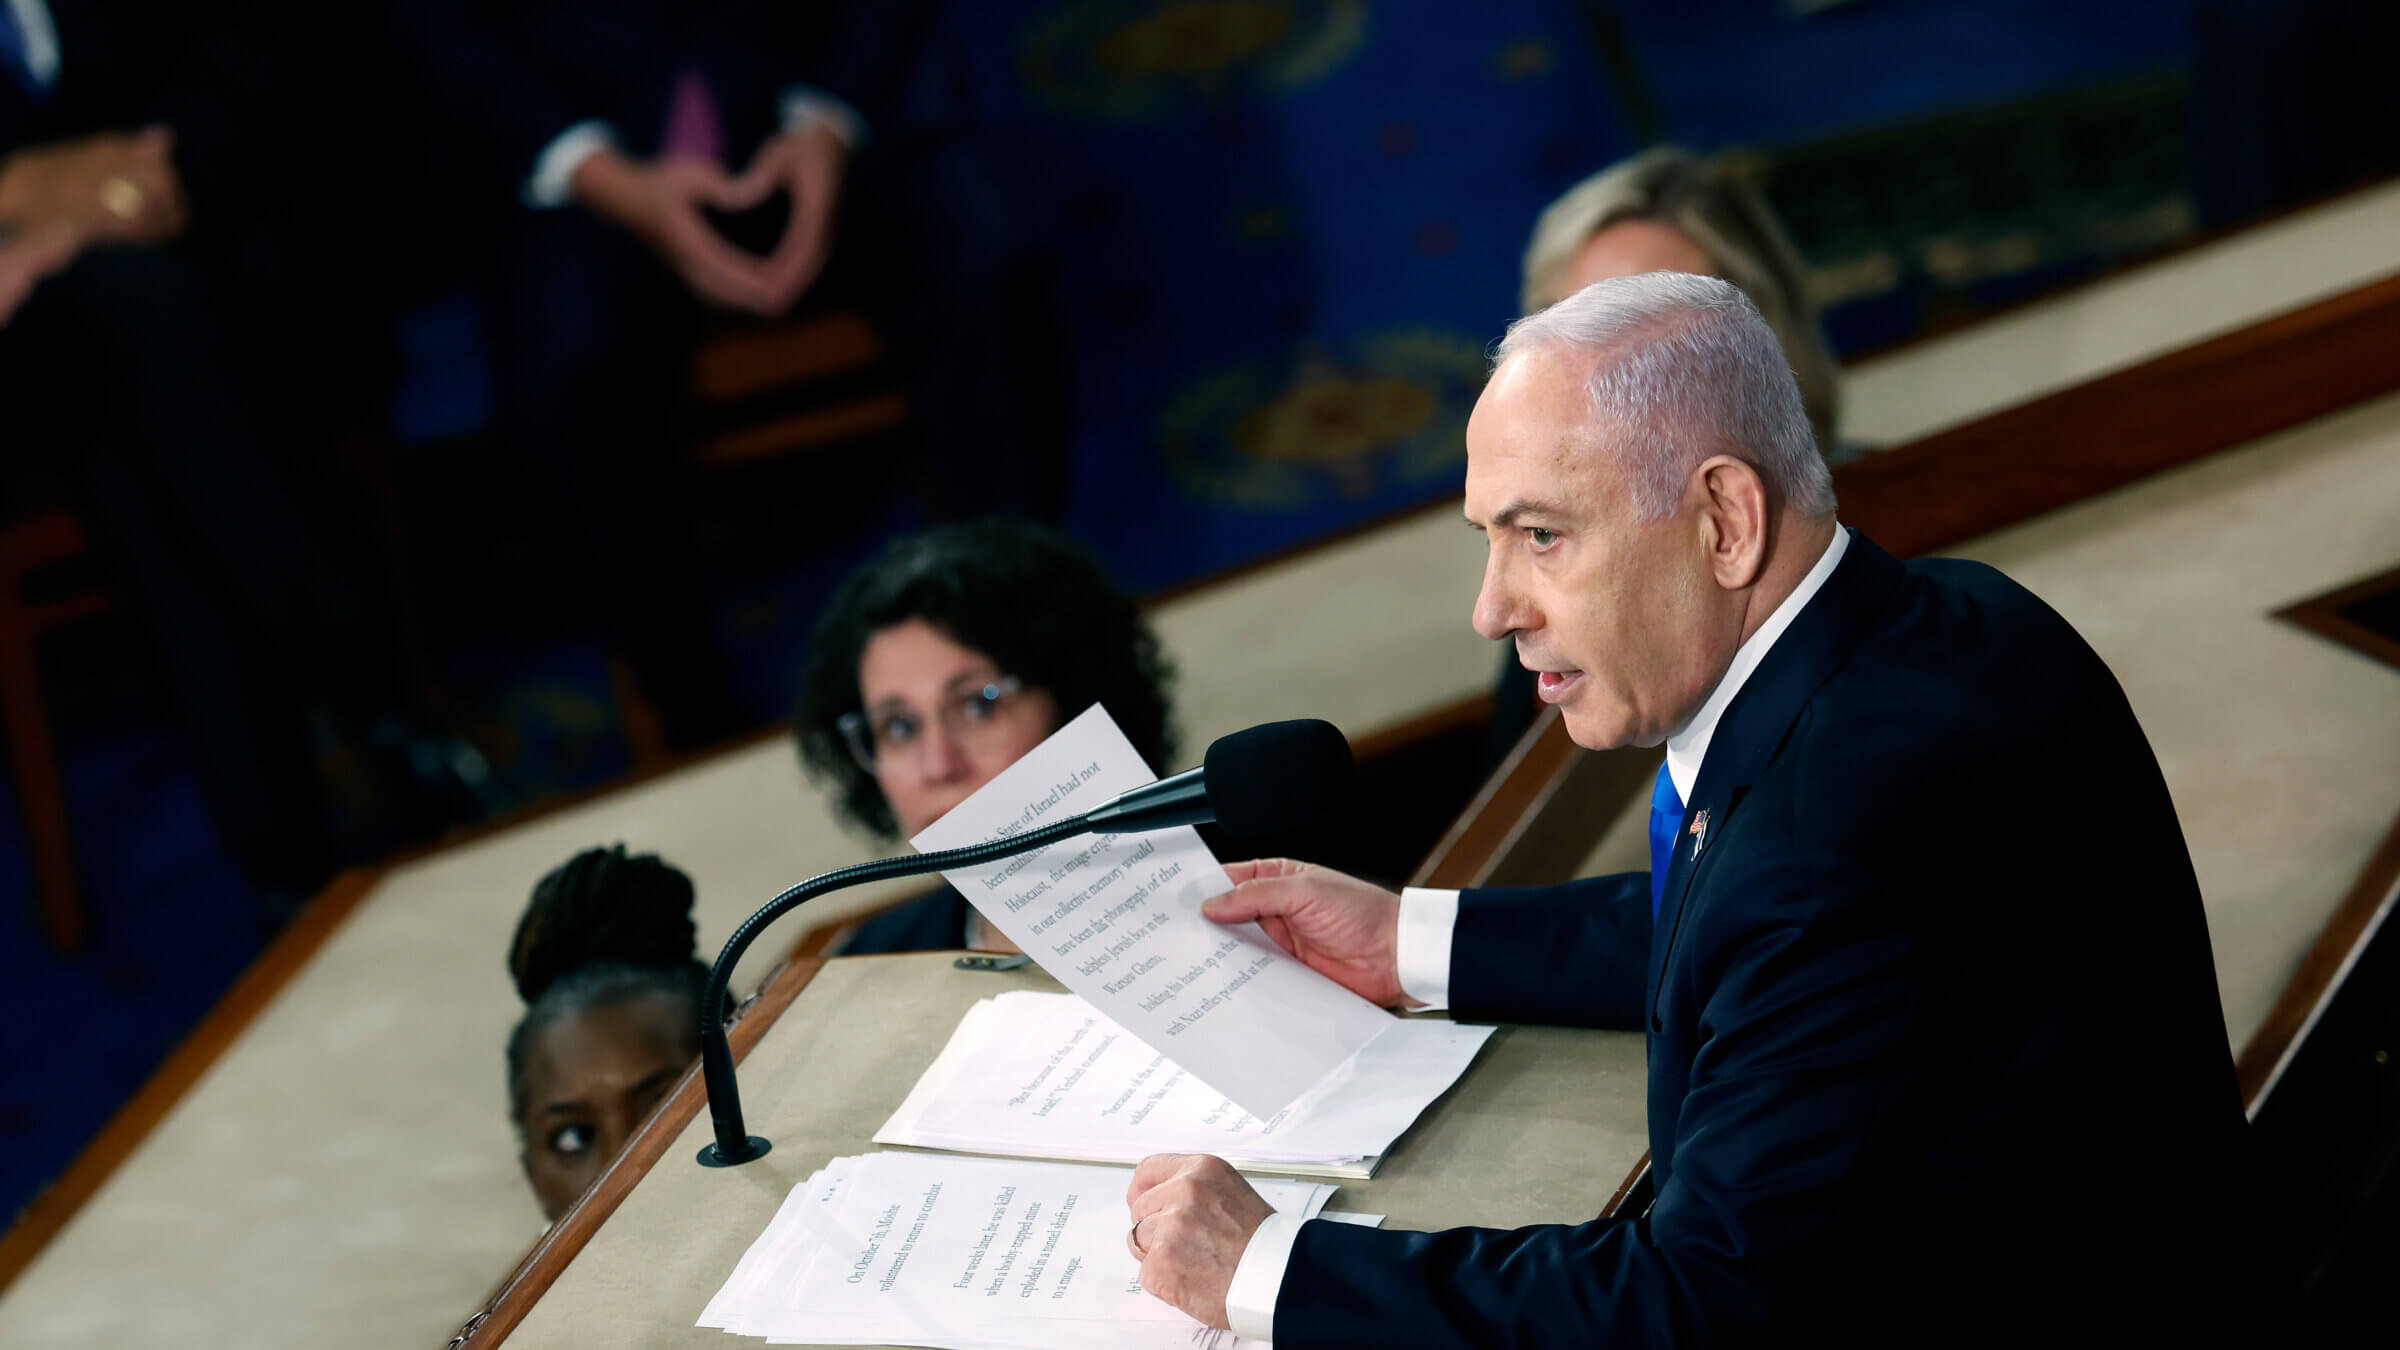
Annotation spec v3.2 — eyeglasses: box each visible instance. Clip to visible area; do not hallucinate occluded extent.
[838,675,1026,773]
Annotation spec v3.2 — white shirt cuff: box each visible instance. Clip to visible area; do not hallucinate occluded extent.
[521,120,620,209]
[1224,1211,1304,1343]
[1394,886,1460,1011]
[10,0,60,89]
[778,85,865,146]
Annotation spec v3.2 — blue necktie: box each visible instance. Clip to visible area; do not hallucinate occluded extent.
[1647,760,1683,922]
[0,7,44,100]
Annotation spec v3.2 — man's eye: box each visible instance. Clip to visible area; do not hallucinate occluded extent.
[877,713,921,744]
[548,1123,596,1155]
[961,691,999,721]
[1527,527,1559,549]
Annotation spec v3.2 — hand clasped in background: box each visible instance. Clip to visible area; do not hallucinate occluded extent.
[569,122,847,319]
[0,124,187,325]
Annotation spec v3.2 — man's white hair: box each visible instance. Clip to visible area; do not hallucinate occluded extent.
[1495,271,1836,522]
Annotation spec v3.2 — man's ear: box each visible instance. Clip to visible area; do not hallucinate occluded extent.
[1696,456,1770,591]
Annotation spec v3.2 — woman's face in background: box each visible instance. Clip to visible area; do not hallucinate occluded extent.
[856,619,1061,838]
[1562,217,1715,296]
[514,990,695,1222]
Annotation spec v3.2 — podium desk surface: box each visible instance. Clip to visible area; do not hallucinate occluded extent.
[504,953,1648,1349]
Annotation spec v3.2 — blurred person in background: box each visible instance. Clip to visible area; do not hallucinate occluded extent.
[1490,145,1844,761]
[400,0,1068,753]
[1520,146,1840,455]
[793,519,1176,956]
[0,0,484,908]
[505,843,726,1222]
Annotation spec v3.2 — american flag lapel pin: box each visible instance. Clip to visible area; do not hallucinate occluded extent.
[1688,809,1710,861]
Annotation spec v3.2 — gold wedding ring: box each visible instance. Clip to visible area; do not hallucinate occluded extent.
[98,176,145,222]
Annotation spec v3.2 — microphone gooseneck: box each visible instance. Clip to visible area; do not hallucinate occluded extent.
[694,813,1093,1166]
[694,718,1354,1167]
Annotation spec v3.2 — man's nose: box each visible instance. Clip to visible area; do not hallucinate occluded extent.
[1472,553,1528,642]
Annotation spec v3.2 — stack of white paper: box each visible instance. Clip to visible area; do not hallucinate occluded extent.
[875,991,1493,1178]
[699,1152,1376,1348]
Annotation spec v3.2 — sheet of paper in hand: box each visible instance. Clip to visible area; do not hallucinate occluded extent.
[910,704,1393,1119]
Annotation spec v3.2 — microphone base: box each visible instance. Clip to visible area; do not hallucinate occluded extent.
[697,1135,773,1168]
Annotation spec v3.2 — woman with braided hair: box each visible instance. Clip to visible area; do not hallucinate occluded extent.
[503,844,727,1220]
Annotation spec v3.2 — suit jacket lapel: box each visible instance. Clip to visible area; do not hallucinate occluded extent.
[1646,530,1908,1013]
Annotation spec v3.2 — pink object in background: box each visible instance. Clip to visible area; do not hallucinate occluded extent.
[659,68,723,164]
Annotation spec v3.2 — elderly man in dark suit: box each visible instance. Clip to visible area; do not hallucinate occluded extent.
[1124,272,2255,1345]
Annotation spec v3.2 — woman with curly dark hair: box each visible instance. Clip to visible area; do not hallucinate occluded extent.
[793,519,1177,954]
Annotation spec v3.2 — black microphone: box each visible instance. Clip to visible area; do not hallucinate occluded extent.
[1080,717,1352,838]
[694,719,1353,1167]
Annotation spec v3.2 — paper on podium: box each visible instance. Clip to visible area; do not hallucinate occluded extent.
[874,991,1493,1179]
[697,1151,1380,1348]
[909,705,1392,1119]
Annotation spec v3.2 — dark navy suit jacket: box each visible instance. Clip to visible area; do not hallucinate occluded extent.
[1277,531,2256,1347]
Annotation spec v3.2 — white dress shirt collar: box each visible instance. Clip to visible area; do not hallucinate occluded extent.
[1662,524,1848,803]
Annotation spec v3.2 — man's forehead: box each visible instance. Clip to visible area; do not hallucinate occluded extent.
[1466,348,1620,513]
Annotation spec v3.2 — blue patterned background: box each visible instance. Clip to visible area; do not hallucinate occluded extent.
[929,0,2187,589]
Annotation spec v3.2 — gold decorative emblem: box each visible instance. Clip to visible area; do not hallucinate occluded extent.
[1021,0,1367,121]
[1158,329,1488,507]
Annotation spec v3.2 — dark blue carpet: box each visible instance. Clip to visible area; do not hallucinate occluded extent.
[0,718,262,1228]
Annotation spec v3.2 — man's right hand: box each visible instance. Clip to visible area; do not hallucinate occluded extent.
[568,148,785,316]
[1203,859,1421,1009]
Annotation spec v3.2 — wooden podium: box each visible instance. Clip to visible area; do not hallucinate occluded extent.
[449,953,1649,1347]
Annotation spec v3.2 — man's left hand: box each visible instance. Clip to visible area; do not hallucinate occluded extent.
[1126,1153,1273,1330]
[727,122,848,315]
